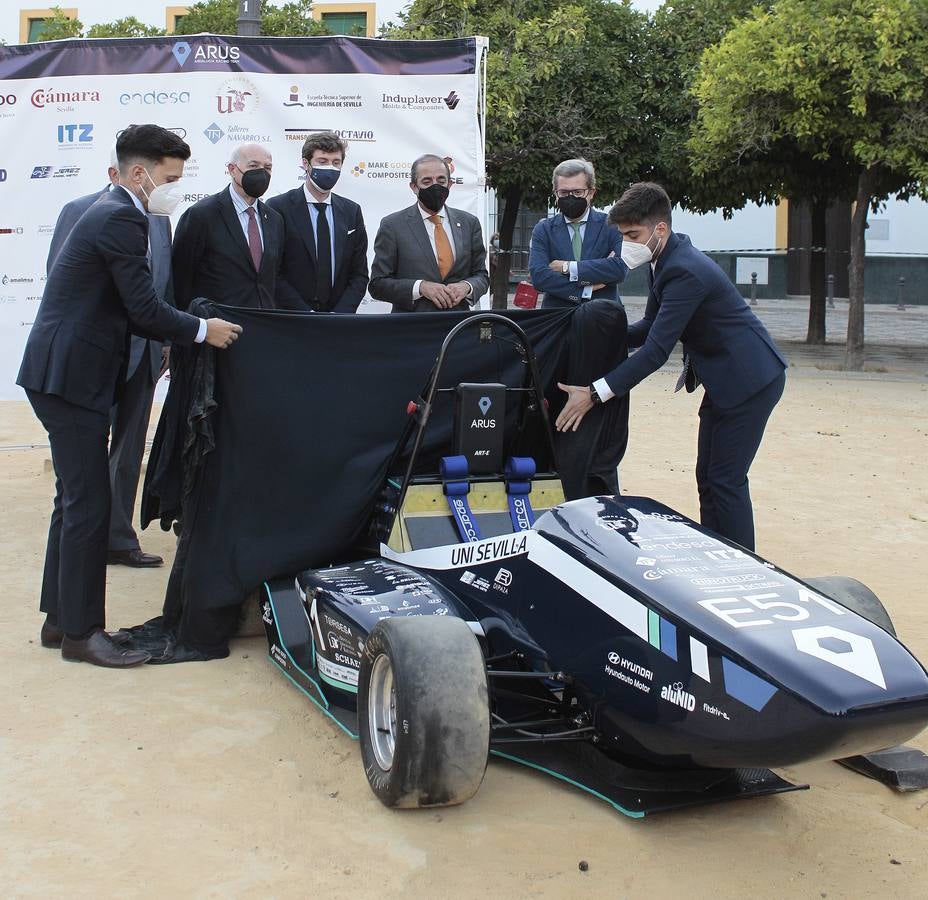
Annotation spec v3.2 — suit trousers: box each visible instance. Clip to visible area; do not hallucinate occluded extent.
[108,357,157,550]
[27,390,111,636]
[695,370,785,551]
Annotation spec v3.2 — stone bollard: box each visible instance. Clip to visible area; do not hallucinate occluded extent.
[750,272,757,306]
[897,276,906,311]
[827,274,835,309]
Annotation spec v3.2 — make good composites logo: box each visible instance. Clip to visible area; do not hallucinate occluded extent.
[381,90,462,112]
[32,88,101,110]
[119,90,191,106]
[283,85,363,109]
[216,77,259,115]
[171,41,240,67]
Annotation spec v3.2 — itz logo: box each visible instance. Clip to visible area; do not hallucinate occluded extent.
[444,91,461,110]
[57,124,93,144]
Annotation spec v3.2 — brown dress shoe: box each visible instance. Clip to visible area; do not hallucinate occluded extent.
[61,629,151,668]
[106,548,164,568]
[40,621,131,649]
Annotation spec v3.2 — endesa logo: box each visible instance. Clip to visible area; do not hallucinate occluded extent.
[32,88,101,109]
[171,41,240,67]
[119,90,191,106]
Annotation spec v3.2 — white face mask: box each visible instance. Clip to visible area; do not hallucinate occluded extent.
[620,227,660,270]
[141,168,184,216]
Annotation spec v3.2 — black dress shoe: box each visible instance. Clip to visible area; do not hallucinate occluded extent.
[106,548,164,568]
[61,629,151,668]
[40,621,131,649]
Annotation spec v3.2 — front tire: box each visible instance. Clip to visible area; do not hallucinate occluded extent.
[358,616,489,809]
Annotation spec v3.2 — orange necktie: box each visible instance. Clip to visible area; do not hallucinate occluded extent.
[428,214,453,279]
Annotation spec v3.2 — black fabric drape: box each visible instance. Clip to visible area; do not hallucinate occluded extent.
[141,306,579,651]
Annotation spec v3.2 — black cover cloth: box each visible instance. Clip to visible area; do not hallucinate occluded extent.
[142,305,577,652]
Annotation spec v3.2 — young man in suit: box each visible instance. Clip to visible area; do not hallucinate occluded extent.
[47,150,173,569]
[266,131,368,312]
[171,143,297,311]
[556,182,787,551]
[529,158,631,500]
[17,124,242,667]
[369,154,489,311]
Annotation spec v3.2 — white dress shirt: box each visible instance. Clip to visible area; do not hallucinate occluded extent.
[118,184,206,343]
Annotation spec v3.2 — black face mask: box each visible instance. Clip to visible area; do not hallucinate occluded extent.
[240,167,271,199]
[557,195,588,220]
[417,183,450,214]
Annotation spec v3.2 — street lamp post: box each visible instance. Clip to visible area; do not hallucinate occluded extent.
[237,0,262,36]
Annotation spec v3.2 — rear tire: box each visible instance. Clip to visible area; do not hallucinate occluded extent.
[358,616,490,809]
[803,576,896,636]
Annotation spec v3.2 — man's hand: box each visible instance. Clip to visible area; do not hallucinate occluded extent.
[204,318,243,349]
[549,259,568,274]
[159,346,171,378]
[447,282,472,305]
[420,281,457,310]
[555,382,594,432]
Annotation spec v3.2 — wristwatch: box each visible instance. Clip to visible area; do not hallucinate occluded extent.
[589,384,602,405]
[561,261,570,276]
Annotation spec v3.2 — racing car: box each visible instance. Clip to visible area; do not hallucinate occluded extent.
[261,315,928,816]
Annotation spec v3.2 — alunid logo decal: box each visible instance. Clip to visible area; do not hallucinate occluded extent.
[660,682,696,711]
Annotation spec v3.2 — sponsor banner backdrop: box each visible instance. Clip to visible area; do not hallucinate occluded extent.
[0,35,488,399]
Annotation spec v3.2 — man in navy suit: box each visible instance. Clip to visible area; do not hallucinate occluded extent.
[171,143,297,311]
[529,159,630,499]
[556,182,786,551]
[47,150,173,569]
[266,131,368,312]
[18,125,242,667]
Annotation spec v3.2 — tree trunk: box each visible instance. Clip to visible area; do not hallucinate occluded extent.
[805,199,827,344]
[491,185,522,310]
[845,168,872,371]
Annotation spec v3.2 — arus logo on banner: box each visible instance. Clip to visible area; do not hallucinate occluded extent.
[171,41,241,68]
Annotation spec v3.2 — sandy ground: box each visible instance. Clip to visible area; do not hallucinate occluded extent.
[2,362,927,899]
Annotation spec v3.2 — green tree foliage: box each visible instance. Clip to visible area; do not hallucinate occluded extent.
[175,0,327,36]
[689,0,928,368]
[385,0,650,307]
[32,7,84,41]
[86,18,166,38]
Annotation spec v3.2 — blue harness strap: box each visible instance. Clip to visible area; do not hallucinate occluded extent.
[505,457,536,532]
[440,455,482,543]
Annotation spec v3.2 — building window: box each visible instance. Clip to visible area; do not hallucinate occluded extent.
[19,8,79,43]
[165,6,189,34]
[312,3,376,38]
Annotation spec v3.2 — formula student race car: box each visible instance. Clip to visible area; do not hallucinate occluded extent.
[261,315,928,816]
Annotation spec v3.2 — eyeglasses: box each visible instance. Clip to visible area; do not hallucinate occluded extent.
[554,188,590,199]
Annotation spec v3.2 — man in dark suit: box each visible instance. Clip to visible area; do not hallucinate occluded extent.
[369,154,488,311]
[528,158,628,309]
[556,182,787,551]
[172,143,296,311]
[47,152,173,569]
[529,158,630,500]
[266,131,368,312]
[18,124,242,668]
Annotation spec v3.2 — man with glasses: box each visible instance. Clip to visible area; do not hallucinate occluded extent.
[172,143,297,310]
[529,158,630,500]
[369,154,488,312]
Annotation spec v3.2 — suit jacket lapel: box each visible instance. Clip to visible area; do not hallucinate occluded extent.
[292,187,317,265]
[581,213,604,257]
[331,194,348,281]
[406,204,441,281]
[554,214,575,262]
[218,189,254,269]
[445,207,466,277]
[256,199,274,274]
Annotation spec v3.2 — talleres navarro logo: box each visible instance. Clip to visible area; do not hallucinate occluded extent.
[172,41,241,67]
